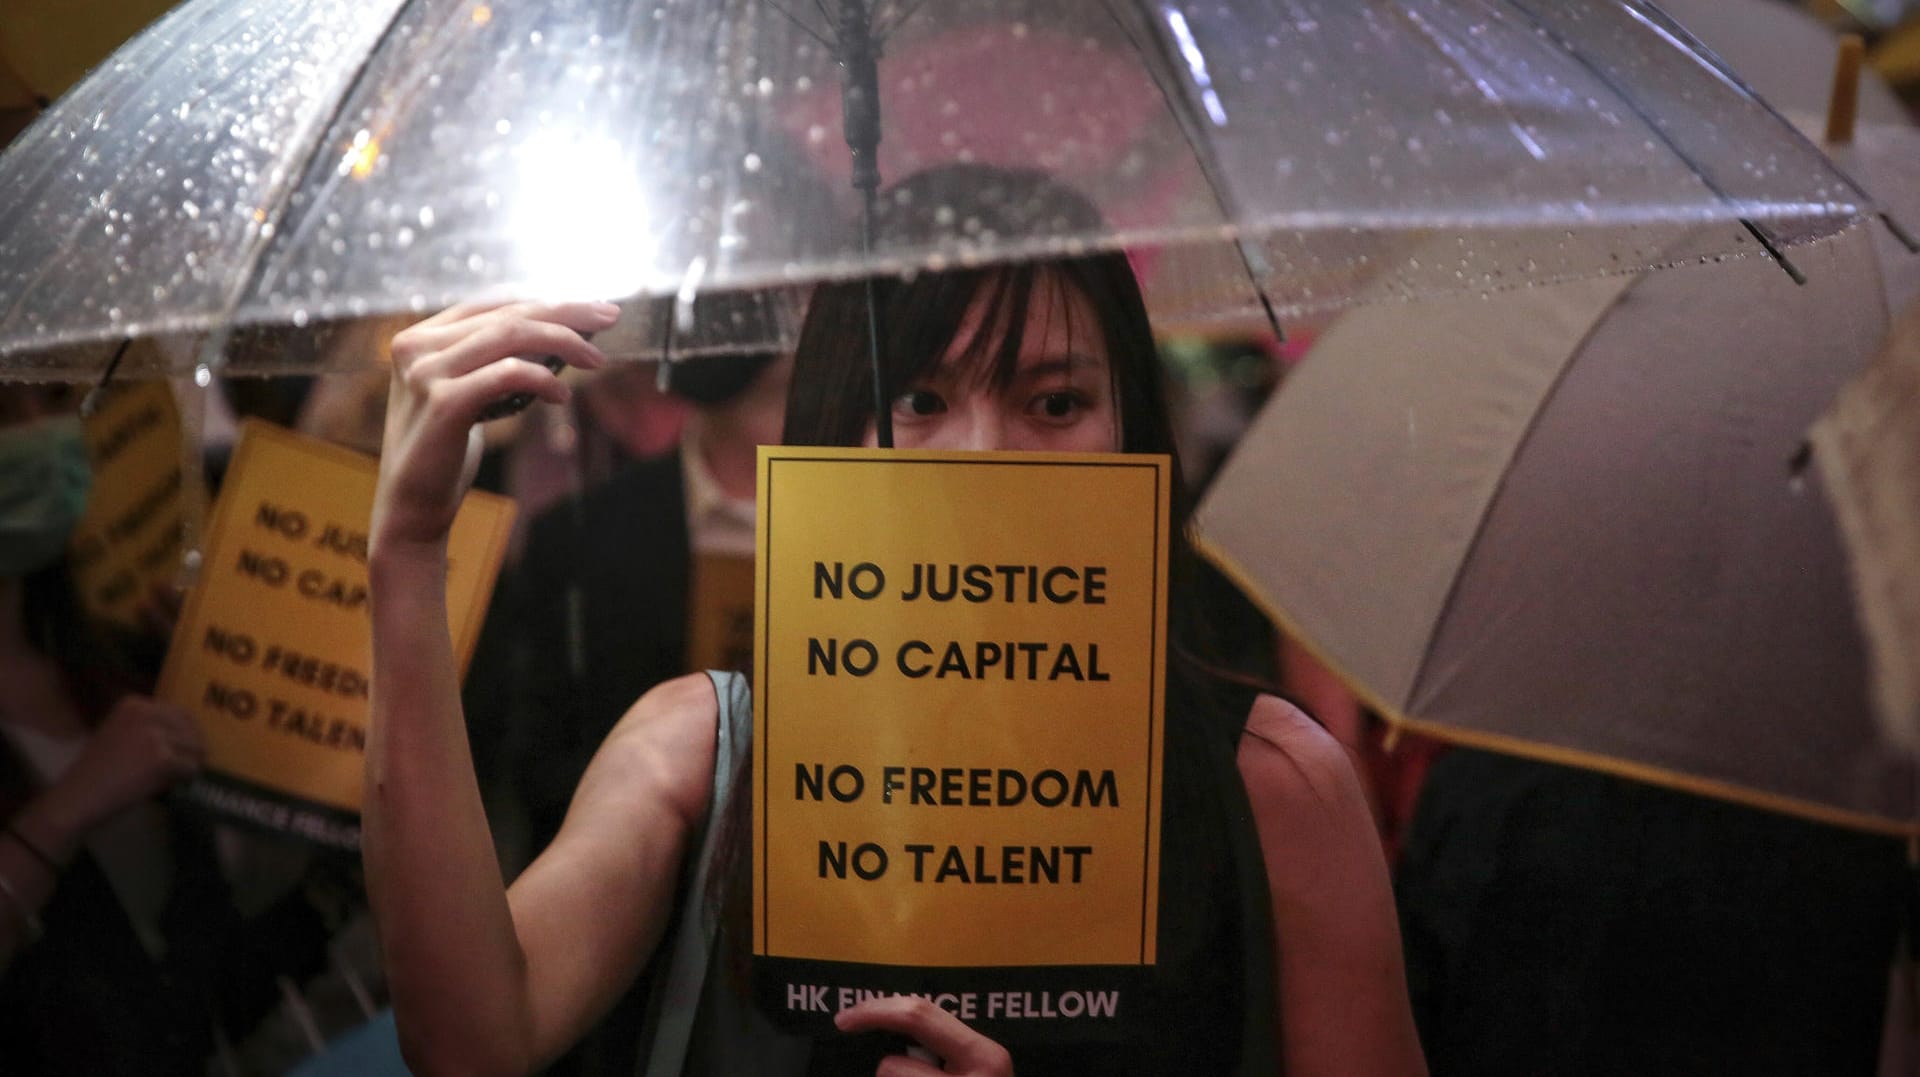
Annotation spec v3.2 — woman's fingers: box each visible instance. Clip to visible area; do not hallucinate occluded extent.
[375,298,610,550]
[168,737,205,777]
[396,300,619,371]
[410,297,519,330]
[874,1054,947,1077]
[421,357,573,432]
[408,295,608,335]
[410,315,610,385]
[153,703,205,762]
[835,997,1014,1076]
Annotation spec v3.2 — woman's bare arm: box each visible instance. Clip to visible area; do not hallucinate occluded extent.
[504,674,724,1067]
[364,301,713,1075]
[1237,693,1428,1077]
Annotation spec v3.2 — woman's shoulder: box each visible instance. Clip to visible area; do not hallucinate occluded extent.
[575,673,724,830]
[1235,694,1377,855]
[1238,695,1363,802]
[1236,696,1429,1075]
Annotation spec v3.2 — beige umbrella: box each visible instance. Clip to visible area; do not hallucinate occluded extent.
[1195,208,1919,836]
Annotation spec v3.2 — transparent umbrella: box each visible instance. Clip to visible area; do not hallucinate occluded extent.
[0,0,1886,387]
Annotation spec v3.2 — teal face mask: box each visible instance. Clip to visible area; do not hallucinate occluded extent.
[0,415,93,577]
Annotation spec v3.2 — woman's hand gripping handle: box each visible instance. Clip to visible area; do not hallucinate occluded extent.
[371,300,615,557]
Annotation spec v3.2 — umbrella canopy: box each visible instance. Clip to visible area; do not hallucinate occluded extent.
[1195,204,1920,834]
[0,0,1880,380]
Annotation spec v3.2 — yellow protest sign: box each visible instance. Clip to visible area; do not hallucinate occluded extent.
[752,447,1169,1027]
[687,551,755,674]
[67,380,193,627]
[157,420,514,847]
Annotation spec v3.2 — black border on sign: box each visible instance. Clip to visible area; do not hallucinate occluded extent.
[759,453,1167,965]
[182,771,362,851]
[762,457,773,949]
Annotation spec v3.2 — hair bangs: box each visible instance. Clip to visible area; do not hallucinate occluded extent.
[884,263,1026,398]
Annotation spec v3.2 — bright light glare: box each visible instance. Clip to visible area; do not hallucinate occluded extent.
[345,131,381,179]
[508,129,658,299]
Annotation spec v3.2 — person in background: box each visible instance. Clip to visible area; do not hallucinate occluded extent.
[0,381,319,1074]
[1394,745,1911,1077]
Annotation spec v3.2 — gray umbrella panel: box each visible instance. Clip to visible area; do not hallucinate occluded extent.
[0,0,1876,376]
[1197,222,1917,832]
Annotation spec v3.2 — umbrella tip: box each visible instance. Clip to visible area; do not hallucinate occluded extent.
[1880,212,1920,255]
[1825,34,1866,146]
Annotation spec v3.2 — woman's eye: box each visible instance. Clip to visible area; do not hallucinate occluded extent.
[1033,391,1085,421]
[893,389,946,417]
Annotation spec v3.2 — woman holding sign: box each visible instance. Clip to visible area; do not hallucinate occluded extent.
[366,168,1424,1075]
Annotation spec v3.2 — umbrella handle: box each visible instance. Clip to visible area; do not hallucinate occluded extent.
[475,354,569,422]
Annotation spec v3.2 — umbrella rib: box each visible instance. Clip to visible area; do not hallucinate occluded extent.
[762,0,837,51]
[1092,0,1285,343]
[1492,0,1808,284]
[78,339,132,417]
[1616,0,1919,256]
[871,0,931,43]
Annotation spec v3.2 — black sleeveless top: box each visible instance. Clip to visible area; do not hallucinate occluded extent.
[670,672,1279,1076]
